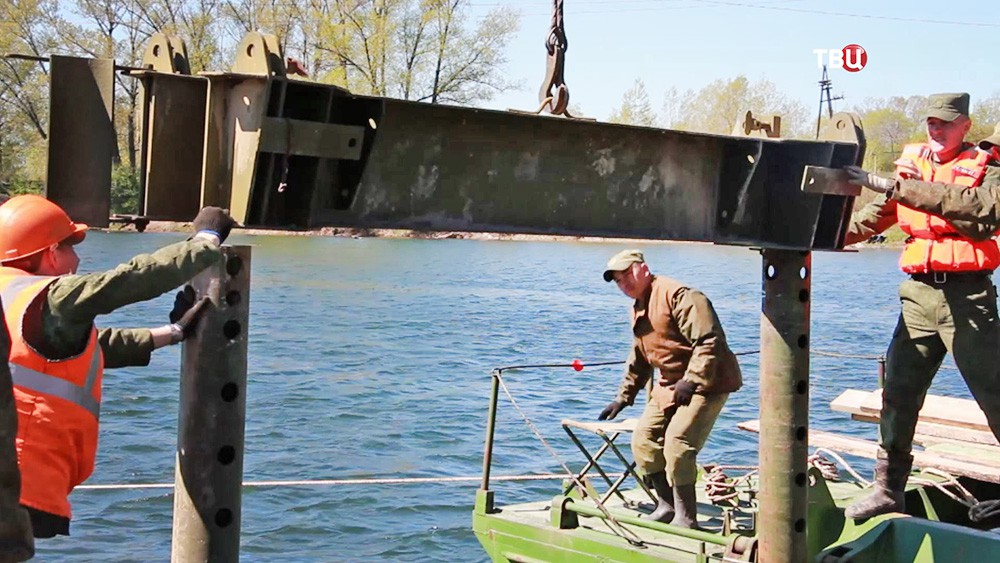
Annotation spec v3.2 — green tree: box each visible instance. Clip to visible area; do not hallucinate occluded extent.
[313,0,518,103]
[971,92,1000,145]
[0,0,64,190]
[127,0,223,72]
[608,79,657,126]
[666,75,810,138]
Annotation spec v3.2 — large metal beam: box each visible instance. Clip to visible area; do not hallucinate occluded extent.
[132,32,862,250]
[46,55,115,227]
[286,98,861,250]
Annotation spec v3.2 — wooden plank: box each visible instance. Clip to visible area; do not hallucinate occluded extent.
[831,389,991,433]
[851,415,1000,447]
[921,441,1000,466]
[737,419,1000,484]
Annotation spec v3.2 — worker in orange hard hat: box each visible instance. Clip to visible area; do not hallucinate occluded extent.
[0,194,237,543]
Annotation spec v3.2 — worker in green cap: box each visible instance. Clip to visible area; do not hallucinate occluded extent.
[597,249,741,529]
[843,95,1000,520]
[847,121,1000,227]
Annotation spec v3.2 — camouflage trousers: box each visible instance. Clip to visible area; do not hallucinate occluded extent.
[881,277,1000,456]
[631,392,727,486]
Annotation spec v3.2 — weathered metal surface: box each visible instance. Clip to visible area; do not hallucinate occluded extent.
[134,71,208,220]
[758,249,811,563]
[258,118,364,161]
[732,110,781,138]
[298,98,858,249]
[480,372,500,500]
[171,246,251,563]
[132,33,862,249]
[232,31,285,77]
[141,32,191,74]
[46,55,114,228]
[801,165,860,197]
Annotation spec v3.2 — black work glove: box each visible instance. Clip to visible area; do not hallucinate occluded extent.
[169,286,211,341]
[598,400,625,421]
[673,379,699,406]
[192,206,238,243]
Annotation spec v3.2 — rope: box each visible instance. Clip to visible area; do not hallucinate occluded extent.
[811,448,870,486]
[495,372,646,546]
[970,500,1000,523]
[807,452,840,482]
[76,473,594,491]
[703,464,758,506]
[496,360,623,373]
[490,348,890,375]
[811,350,883,361]
[910,467,980,510]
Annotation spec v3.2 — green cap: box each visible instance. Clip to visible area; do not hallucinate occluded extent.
[980,121,1000,150]
[603,249,644,282]
[925,93,970,122]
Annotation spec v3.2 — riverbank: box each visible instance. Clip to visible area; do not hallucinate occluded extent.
[119,220,696,245]
[112,220,904,247]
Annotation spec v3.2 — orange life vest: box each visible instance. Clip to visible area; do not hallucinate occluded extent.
[895,143,1000,273]
[0,267,104,519]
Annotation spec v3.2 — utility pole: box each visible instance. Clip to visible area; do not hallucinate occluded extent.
[815,66,844,139]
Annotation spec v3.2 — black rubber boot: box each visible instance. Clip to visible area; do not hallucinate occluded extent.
[644,471,676,523]
[670,483,700,529]
[845,453,913,519]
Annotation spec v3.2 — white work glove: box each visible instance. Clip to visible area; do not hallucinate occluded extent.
[844,165,895,194]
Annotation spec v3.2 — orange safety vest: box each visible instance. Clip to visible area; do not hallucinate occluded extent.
[0,267,104,519]
[895,143,1000,273]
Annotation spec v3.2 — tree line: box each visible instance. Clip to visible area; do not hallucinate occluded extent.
[608,76,1000,171]
[0,0,519,212]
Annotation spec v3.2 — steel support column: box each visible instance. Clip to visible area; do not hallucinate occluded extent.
[758,249,811,563]
[171,246,251,563]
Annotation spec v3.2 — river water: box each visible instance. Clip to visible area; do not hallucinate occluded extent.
[34,232,975,561]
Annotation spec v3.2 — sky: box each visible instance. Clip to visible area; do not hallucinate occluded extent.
[464,0,1000,124]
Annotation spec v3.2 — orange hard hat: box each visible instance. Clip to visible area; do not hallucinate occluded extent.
[0,195,88,263]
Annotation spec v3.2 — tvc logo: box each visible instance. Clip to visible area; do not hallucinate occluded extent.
[813,44,867,72]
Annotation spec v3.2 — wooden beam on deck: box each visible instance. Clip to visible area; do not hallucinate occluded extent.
[737,419,1000,484]
[831,389,991,433]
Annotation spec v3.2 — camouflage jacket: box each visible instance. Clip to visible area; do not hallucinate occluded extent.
[38,238,221,368]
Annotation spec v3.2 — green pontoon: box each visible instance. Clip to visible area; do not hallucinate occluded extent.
[473,379,1000,562]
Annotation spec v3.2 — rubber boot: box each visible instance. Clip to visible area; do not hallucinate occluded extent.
[844,453,913,519]
[670,483,700,529]
[644,471,675,523]
[0,327,34,561]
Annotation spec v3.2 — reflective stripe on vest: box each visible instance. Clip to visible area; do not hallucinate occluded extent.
[9,348,101,419]
[0,275,49,308]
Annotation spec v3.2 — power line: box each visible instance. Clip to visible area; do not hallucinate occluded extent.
[470,0,1000,27]
[694,0,1000,28]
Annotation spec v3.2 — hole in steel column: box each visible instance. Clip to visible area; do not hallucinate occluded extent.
[223,320,241,339]
[215,508,233,528]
